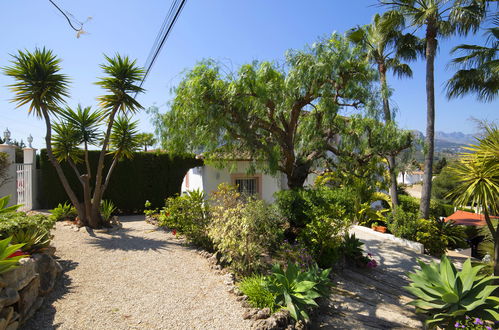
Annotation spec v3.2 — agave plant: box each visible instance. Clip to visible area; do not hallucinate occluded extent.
[11,228,52,254]
[0,237,27,274]
[405,256,499,328]
[0,195,22,214]
[267,262,323,321]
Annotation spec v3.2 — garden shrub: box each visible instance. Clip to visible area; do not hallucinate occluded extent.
[277,241,314,270]
[159,190,212,251]
[274,187,356,230]
[209,184,284,275]
[298,205,349,268]
[386,207,420,240]
[398,195,455,218]
[0,212,55,240]
[387,209,466,256]
[49,202,77,221]
[238,275,276,311]
[415,219,448,257]
[0,212,55,255]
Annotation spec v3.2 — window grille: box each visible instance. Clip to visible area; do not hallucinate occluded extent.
[235,178,258,196]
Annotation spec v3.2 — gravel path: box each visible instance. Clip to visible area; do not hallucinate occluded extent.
[23,215,251,330]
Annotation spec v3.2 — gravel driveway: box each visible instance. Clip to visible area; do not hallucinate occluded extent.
[23,215,251,330]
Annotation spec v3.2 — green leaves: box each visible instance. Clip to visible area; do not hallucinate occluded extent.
[0,236,27,274]
[405,256,499,327]
[266,262,332,321]
[3,48,69,116]
[154,34,378,186]
[109,116,140,160]
[95,54,145,114]
[0,195,22,214]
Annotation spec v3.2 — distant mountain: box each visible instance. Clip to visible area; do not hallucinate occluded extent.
[410,130,475,154]
[435,131,475,145]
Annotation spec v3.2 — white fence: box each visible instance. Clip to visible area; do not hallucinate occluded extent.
[16,164,33,211]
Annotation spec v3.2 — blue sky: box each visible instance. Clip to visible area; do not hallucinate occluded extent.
[0,0,497,149]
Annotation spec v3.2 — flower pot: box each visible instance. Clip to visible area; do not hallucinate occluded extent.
[374,226,387,233]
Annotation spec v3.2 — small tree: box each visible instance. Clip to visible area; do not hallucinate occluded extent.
[136,133,156,152]
[3,48,144,228]
[449,124,499,275]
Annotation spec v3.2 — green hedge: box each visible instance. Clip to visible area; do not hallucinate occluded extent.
[39,149,202,212]
[398,195,455,218]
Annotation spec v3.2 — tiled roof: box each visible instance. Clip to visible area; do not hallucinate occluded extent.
[445,210,499,226]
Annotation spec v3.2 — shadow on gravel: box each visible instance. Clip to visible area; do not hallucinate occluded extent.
[21,258,78,330]
[86,228,172,252]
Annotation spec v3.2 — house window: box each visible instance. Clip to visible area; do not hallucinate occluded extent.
[235,178,258,196]
[230,173,262,198]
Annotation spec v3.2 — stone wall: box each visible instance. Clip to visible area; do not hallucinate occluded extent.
[0,251,61,329]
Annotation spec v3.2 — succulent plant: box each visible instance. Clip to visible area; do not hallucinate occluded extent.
[405,256,499,328]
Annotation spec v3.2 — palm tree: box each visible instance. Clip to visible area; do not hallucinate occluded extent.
[446,17,498,101]
[381,0,489,218]
[449,124,499,275]
[3,49,144,228]
[136,133,157,152]
[348,10,422,207]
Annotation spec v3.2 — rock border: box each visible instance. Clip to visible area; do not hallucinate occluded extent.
[0,250,62,330]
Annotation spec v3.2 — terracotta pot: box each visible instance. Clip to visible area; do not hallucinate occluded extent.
[374,226,387,233]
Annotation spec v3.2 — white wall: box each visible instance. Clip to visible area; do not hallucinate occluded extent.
[182,161,287,203]
[397,172,423,185]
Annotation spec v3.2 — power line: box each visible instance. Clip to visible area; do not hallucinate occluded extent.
[138,0,188,93]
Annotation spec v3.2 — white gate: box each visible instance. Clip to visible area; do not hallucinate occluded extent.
[16,164,32,211]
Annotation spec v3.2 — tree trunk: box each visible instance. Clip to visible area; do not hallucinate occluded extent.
[379,64,399,207]
[387,156,399,207]
[90,106,119,228]
[286,163,311,189]
[419,22,437,219]
[40,107,84,220]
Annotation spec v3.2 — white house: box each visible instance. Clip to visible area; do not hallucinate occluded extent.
[181,160,316,203]
[397,170,424,185]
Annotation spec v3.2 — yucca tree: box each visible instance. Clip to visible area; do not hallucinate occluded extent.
[348,10,422,207]
[449,124,499,276]
[90,55,144,226]
[381,0,490,218]
[2,48,82,216]
[104,116,141,193]
[446,17,498,101]
[3,49,144,228]
[59,104,103,178]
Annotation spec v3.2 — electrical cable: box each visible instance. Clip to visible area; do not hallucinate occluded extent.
[137,0,187,93]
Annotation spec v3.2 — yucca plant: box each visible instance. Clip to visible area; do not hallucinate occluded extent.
[11,228,52,254]
[100,200,117,223]
[49,201,77,221]
[405,256,499,328]
[0,195,22,214]
[0,237,27,274]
